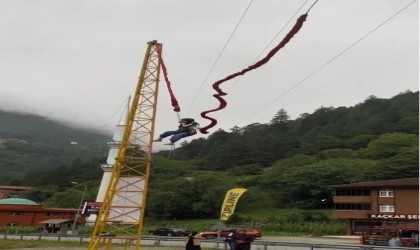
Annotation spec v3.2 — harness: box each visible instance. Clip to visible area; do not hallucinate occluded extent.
[178,121,200,134]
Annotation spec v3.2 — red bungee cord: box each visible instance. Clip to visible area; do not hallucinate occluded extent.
[156,46,181,113]
[199,13,310,134]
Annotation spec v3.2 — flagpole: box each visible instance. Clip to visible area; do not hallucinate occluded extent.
[216,220,221,249]
[218,188,247,249]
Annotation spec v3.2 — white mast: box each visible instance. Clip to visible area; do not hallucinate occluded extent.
[87,96,131,224]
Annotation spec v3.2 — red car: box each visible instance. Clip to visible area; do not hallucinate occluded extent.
[200,228,262,239]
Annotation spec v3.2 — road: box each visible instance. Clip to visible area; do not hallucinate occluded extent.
[3,234,367,250]
[149,236,362,249]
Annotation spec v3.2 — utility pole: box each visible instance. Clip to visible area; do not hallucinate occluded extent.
[71,182,88,234]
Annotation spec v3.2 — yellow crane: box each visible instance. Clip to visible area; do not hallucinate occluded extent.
[88,40,162,250]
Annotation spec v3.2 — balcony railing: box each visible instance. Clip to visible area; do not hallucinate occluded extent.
[100,164,113,170]
[333,196,372,203]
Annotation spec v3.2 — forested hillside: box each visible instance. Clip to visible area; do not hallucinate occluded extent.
[19,91,419,221]
[0,110,110,185]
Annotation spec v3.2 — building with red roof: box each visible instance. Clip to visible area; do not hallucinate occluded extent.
[0,198,86,232]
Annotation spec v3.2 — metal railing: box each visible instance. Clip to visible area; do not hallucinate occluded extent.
[0,233,417,250]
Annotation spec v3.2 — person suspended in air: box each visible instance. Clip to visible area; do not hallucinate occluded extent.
[153,118,200,146]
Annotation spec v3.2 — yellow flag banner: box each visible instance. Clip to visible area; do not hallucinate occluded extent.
[220,188,247,221]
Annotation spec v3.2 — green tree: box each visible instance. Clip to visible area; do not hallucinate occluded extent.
[20,185,59,203]
[10,90,419,218]
[43,189,85,208]
[362,133,418,159]
[282,158,377,208]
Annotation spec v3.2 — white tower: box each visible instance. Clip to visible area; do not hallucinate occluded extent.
[87,97,130,224]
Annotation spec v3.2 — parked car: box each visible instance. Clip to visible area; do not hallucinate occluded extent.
[148,228,191,237]
[199,228,262,239]
[96,232,116,237]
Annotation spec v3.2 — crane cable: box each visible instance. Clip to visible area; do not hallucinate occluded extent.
[198,1,319,134]
[251,0,418,117]
[188,0,255,108]
[227,0,311,93]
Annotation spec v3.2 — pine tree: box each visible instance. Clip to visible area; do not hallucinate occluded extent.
[270,109,290,124]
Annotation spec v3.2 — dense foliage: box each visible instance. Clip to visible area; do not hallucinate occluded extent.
[0,110,110,185]
[8,91,420,223]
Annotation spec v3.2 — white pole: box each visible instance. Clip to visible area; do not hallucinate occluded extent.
[216,221,221,249]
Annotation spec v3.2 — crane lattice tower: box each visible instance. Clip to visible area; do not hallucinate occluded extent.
[88,40,162,250]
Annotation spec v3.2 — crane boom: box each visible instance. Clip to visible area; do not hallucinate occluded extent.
[88,40,162,250]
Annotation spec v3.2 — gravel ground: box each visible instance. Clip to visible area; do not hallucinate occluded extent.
[4,248,186,250]
[5,249,184,250]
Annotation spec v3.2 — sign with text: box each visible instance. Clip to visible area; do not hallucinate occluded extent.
[82,202,102,215]
[220,188,247,221]
[369,214,419,220]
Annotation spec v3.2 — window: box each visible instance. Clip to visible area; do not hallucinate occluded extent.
[362,189,371,196]
[7,222,18,227]
[46,212,59,216]
[380,204,395,212]
[9,212,23,216]
[335,189,371,196]
[379,189,394,197]
[353,221,383,233]
[335,203,371,210]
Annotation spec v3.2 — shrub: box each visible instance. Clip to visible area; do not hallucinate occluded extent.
[0,227,38,234]
[226,214,252,224]
[256,221,345,235]
[285,210,330,223]
[77,226,92,235]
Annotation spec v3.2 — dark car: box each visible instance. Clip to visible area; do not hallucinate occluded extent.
[148,227,191,237]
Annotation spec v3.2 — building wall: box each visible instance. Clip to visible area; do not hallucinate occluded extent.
[395,188,419,214]
[333,210,369,219]
[370,189,378,214]
[0,187,32,199]
[0,211,76,227]
[0,204,86,227]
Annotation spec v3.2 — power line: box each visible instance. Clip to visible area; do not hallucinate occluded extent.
[227,0,311,93]
[251,0,417,117]
[188,0,255,107]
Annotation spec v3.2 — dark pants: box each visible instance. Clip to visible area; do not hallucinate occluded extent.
[228,241,235,250]
[235,243,250,250]
[160,130,191,142]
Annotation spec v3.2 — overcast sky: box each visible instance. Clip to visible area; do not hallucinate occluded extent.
[1,0,418,146]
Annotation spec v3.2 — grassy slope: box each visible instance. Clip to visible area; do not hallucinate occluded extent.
[0,239,88,249]
[146,208,333,225]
